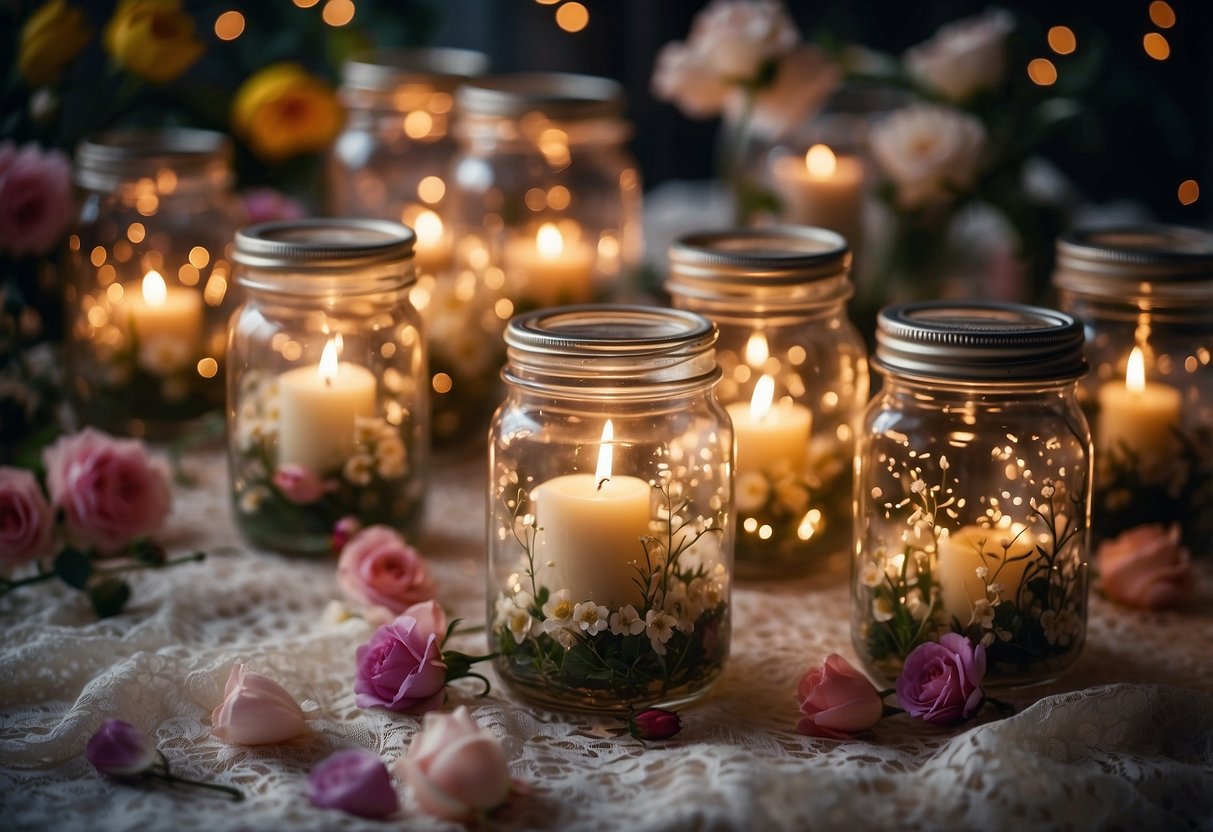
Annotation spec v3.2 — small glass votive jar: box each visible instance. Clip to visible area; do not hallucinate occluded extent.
[666,227,869,575]
[227,219,427,556]
[1054,226,1213,558]
[67,128,242,438]
[488,305,733,712]
[853,301,1092,689]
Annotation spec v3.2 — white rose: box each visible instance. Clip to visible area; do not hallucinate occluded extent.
[870,103,987,208]
[688,0,799,81]
[725,44,841,139]
[652,41,729,118]
[904,10,1015,103]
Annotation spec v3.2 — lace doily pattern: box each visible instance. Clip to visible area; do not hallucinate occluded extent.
[2,448,1211,831]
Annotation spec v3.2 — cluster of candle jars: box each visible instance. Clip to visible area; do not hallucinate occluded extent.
[487,306,733,712]
[67,128,243,437]
[852,301,1092,689]
[666,227,868,575]
[327,47,494,444]
[1053,225,1213,558]
[226,219,427,556]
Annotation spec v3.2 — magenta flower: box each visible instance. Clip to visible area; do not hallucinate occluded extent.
[796,654,884,739]
[85,719,159,776]
[627,708,683,740]
[308,749,399,819]
[337,525,435,619]
[0,467,55,566]
[272,464,327,505]
[330,516,362,553]
[353,606,449,713]
[0,140,73,256]
[240,187,308,224]
[895,633,986,725]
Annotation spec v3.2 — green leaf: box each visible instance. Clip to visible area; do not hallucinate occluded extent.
[560,644,603,681]
[89,578,131,618]
[53,548,92,589]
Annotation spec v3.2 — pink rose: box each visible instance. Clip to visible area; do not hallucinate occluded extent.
[396,706,512,822]
[353,602,448,713]
[308,749,399,819]
[895,633,986,726]
[42,428,171,552]
[0,466,55,566]
[1099,524,1192,610]
[272,464,327,504]
[211,664,310,746]
[0,140,73,256]
[628,708,683,740]
[337,525,435,619]
[796,654,884,739]
[240,187,308,225]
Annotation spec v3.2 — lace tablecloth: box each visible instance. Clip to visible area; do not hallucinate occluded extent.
[2,446,1212,831]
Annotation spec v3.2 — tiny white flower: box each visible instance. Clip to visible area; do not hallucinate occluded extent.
[972,598,995,628]
[238,485,270,514]
[775,481,809,515]
[859,563,883,588]
[987,582,1004,597]
[343,453,374,486]
[506,607,534,644]
[609,604,646,636]
[735,472,770,513]
[573,601,609,635]
[872,596,895,623]
[910,478,927,495]
[974,566,989,580]
[645,609,677,656]
[980,632,995,648]
[939,455,950,470]
[138,335,192,375]
[542,589,575,622]
[904,588,930,622]
[354,417,386,445]
[322,600,352,626]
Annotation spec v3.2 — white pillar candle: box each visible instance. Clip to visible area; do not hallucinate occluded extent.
[533,420,652,608]
[726,374,812,478]
[277,337,377,474]
[505,222,595,307]
[1096,346,1181,472]
[771,144,864,247]
[123,270,204,374]
[409,207,453,275]
[936,522,1042,625]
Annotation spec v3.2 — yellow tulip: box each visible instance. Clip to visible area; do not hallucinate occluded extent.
[18,1,93,87]
[232,63,345,162]
[104,0,204,85]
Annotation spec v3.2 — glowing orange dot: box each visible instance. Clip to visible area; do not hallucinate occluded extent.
[1143,32,1170,60]
[535,0,560,4]
[555,1,589,32]
[293,0,320,6]
[432,373,453,394]
[1149,1,1176,28]
[1047,26,1076,55]
[214,10,245,41]
[322,0,355,27]
[1027,58,1058,86]
[1178,180,1200,206]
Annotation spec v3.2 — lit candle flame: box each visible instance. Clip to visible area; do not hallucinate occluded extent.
[142,270,168,307]
[537,222,564,259]
[319,335,341,385]
[744,331,769,367]
[805,144,837,179]
[414,209,444,247]
[1126,346,1146,393]
[750,374,775,422]
[595,419,615,486]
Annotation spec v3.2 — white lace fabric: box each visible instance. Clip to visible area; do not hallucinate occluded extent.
[2,448,1211,831]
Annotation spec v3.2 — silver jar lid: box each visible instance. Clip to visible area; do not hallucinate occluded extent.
[666,226,852,313]
[75,128,231,190]
[874,301,1087,383]
[1054,225,1213,303]
[341,47,488,93]
[457,72,624,121]
[234,219,416,291]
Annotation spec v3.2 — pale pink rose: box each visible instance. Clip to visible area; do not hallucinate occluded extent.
[0,467,56,566]
[272,463,327,504]
[870,103,986,208]
[687,0,800,81]
[651,41,730,119]
[211,664,310,745]
[796,654,884,739]
[1099,524,1192,610]
[337,525,435,619]
[240,187,308,225]
[727,44,842,139]
[905,10,1015,103]
[42,428,171,552]
[0,140,73,256]
[397,706,512,822]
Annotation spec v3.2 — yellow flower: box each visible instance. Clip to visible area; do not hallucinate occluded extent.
[19,1,93,87]
[232,63,344,162]
[104,0,204,85]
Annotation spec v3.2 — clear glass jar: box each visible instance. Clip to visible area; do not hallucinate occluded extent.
[488,305,732,712]
[666,226,868,575]
[67,128,242,438]
[227,219,427,556]
[1053,226,1213,558]
[854,301,1092,689]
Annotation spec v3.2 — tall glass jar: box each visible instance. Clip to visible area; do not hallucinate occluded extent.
[488,306,732,712]
[67,128,242,438]
[854,301,1092,689]
[666,226,868,575]
[1054,226,1213,558]
[227,219,427,556]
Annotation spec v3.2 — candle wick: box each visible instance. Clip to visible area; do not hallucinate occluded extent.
[325,376,332,388]
[597,477,610,491]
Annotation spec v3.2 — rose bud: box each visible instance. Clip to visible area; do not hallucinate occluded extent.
[628,708,683,740]
[211,664,309,745]
[330,516,362,554]
[1098,523,1193,610]
[895,633,986,726]
[397,706,512,822]
[796,654,884,739]
[308,749,399,819]
[86,719,158,777]
[272,464,327,505]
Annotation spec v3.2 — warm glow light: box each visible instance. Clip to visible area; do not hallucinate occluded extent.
[403,110,434,139]
[319,336,341,383]
[556,1,589,32]
[1178,179,1200,205]
[595,419,615,483]
[1143,32,1170,60]
[744,331,770,367]
[1126,346,1146,392]
[414,209,444,246]
[417,175,445,204]
[214,10,245,40]
[750,375,775,422]
[805,144,837,179]
[537,222,564,259]
[293,0,319,7]
[142,270,167,306]
[322,0,355,27]
[1027,58,1058,85]
[1047,25,1076,54]
[1149,1,1176,28]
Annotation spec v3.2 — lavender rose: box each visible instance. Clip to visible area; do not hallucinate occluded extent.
[308,749,399,819]
[1099,523,1192,610]
[43,428,171,552]
[337,525,435,619]
[0,467,55,565]
[85,719,158,776]
[0,140,74,256]
[353,603,448,713]
[895,633,986,725]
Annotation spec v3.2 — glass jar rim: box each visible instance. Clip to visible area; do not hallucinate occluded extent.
[234,219,416,293]
[457,72,624,121]
[341,46,488,93]
[74,128,231,190]
[1054,224,1213,302]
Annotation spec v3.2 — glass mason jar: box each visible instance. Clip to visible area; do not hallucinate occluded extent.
[67,128,242,438]
[1054,226,1213,558]
[854,301,1092,689]
[488,305,732,712]
[227,219,427,556]
[666,226,868,576]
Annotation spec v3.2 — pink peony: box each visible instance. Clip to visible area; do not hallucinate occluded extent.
[308,749,399,819]
[337,525,435,619]
[0,140,74,256]
[796,654,884,739]
[0,466,56,566]
[895,633,986,726]
[42,428,171,552]
[272,464,327,504]
[353,602,448,713]
[396,706,512,822]
[211,664,309,746]
[1098,524,1192,610]
[240,187,308,225]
